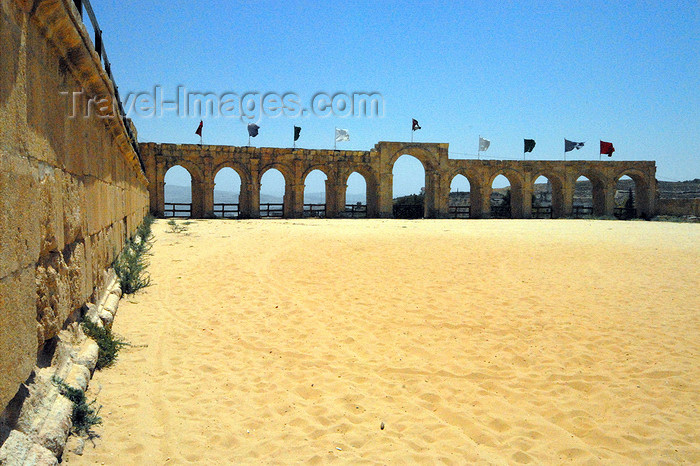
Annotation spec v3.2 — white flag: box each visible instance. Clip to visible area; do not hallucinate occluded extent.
[335,128,350,142]
[479,137,490,152]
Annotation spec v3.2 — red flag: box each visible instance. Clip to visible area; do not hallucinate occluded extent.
[195,120,203,136]
[412,119,421,131]
[600,140,615,157]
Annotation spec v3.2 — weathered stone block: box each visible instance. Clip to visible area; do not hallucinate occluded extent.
[0,4,21,111]
[103,293,119,315]
[62,173,85,247]
[72,339,98,373]
[0,153,41,280]
[37,164,65,257]
[35,252,71,345]
[98,309,113,328]
[0,267,38,414]
[0,429,58,466]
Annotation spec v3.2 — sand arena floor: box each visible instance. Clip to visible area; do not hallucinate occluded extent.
[64,219,699,464]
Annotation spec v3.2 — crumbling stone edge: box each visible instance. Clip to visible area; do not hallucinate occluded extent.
[0,272,124,465]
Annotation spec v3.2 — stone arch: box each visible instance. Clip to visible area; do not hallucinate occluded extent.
[341,165,379,217]
[448,170,480,218]
[388,145,439,171]
[213,161,251,187]
[302,164,331,182]
[302,167,329,218]
[259,163,294,185]
[163,158,204,184]
[212,163,249,218]
[613,168,653,218]
[259,163,293,217]
[485,169,525,218]
[391,153,428,218]
[531,171,565,218]
[572,168,607,217]
[161,160,205,217]
[163,165,192,217]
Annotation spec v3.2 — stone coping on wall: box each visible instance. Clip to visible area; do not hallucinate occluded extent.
[28,0,147,186]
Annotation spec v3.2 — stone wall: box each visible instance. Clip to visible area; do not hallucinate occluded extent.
[657,198,700,217]
[0,0,149,415]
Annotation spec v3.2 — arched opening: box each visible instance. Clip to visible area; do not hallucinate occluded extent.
[449,174,471,218]
[392,155,425,219]
[164,165,192,217]
[573,175,594,218]
[490,174,512,218]
[260,168,286,218]
[214,167,242,218]
[532,175,553,219]
[615,175,637,219]
[345,172,367,218]
[303,169,327,218]
[572,174,608,218]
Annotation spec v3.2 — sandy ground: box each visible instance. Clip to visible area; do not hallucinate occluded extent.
[64,219,699,464]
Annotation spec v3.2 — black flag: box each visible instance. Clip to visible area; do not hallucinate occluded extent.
[247,123,260,138]
[524,139,536,153]
[412,119,421,131]
[294,126,301,141]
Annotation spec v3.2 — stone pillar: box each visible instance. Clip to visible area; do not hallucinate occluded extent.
[561,184,574,217]
[366,178,379,218]
[249,179,261,218]
[480,184,493,218]
[238,178,250,218]
[469,181,483,219]
[435,174,451,219]
[155,162,165,217]
[377,171,393,218]
[191,178,204,218]
[520,184,533,219]
[601,185,616,217]
[289,183,304,218]
[202,157,214,218]
[424,170,444,219]
[202,180,214,218]
[325,179,344,218]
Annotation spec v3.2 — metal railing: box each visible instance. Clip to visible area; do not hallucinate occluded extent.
[213,203,239,218]
[343,204,367,218]
[449,205,470,218]
[260,203,284,218]
[164,203,191,218]
[571,206,593,218]
[490,205,511,219]
[303,204,326,218]
[531,206,552,219]
[72,0,144,173]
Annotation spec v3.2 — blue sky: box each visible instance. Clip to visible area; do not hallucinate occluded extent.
[91,1,699,195]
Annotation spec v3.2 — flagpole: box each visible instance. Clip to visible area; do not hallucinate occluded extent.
[293,127,296,150]
[477,135,480,160]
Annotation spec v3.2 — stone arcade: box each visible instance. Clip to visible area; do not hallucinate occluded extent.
[141,141,657,219]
